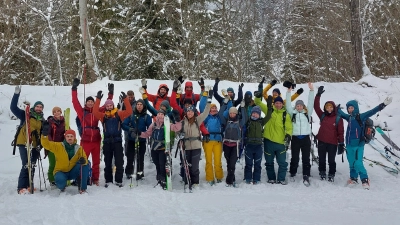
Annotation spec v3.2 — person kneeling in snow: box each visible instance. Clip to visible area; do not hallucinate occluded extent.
[41,126,89,194]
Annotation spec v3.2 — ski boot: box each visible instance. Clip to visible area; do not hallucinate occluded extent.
[267,180,276,184]
[319,171,326,180]
[105,182,113,188]
[289,174,296,182]
[160,181,167,190]
[361,178,370,190]
[208,180,215,186]
[347,178,358,187]
[277,180,288,185]
[115,182,123,188]
[303,175,310,187]
[328,174,335,182]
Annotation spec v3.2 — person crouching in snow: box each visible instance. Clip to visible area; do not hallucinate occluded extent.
[41,127,89,194]
[337,96,393,189]
[242,96,273,184]
[139,109,181,189]
[219,96,246,187]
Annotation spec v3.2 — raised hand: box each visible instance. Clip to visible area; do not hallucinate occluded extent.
[317,86,325,96]
[215,77,220,85]
[296,88,304,95]
[139,87,146,94]
[108,83,114,94]
[384,97,393,106]
[178,76,184,84]
[72,78,80,90]
[14,85,21,94]
[96,90,103,99]
[120,91,127,100]
[308,82,314,91]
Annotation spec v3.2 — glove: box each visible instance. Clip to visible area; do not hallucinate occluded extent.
[240,100,245,108]
[141,78,147,89]
[44,150,49,159]
[177,86,183,94]
[78,157,86,164]
[177,76,184,85]
[96,90,103,99]
[120,91,127,100]
[129,128,137,138]
[317,86,325,96]
[108,83,114,95]
[223,95,230,104]
[270,79,277,86]
[117,103,121,110]
[284,134,291,144]
[254,91,262,98]
[258,77,265,89]
[239,83,244,89]
[41,121,50,136]
[267,95,273,108]
[337,143,345,155]
[260,77,265,84]
[173,79,180,91]
[283,80,293,89]
[208,89,214,99]
[72,78,80,90]
[139,87,146,95]
[203,134,210,143]
[172,109,181,122]
[215,77,220,85]
[15,86,21,94]
[383,97,392,106]
[198,77,205,88]
[296,88,304,95]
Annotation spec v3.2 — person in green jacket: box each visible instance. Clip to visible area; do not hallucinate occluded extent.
[254,91,293,185]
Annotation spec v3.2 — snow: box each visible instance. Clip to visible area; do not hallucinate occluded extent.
[1,77,400,224]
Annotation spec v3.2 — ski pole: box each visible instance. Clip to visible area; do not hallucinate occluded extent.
[38,154,47,191]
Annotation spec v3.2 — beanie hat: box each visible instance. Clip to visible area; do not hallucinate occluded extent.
[86,96,95,102]
[52,106,62,114]
[295,100,305,107]
[274,96,284,104]
[160,100,170,109]
[273,88,281,95]
[229,107,238,114]
[64,129,76,139]
[104,99,114,106]
[245,91,252,98]
[210,103,217,109]
[251,106,261,116]
[33,101,44,109]
[227,87,235,93]
[184,105,196,114]
[183,98,193,105]
[325,102,333,110]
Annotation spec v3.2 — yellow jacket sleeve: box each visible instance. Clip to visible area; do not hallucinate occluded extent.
[262,84,273,100]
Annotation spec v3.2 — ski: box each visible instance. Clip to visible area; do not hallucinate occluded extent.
[363,157,398,176]
[369,140,400,171]
[25,105,34,194]
[310,137,319,165]
[178,133,191,193]
[64,108,70,130]
[376,127,400,151]
[164,116,172,191]
[130,134,140,188]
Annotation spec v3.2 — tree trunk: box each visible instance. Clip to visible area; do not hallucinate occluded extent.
[350,0,365,79]
[79,0,98,81]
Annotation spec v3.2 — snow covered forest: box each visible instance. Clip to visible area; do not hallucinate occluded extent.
[1,0,400,85]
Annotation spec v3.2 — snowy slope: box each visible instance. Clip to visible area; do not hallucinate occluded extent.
[0,77,399,225]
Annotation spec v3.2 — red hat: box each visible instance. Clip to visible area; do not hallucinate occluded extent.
[64,129,76,138]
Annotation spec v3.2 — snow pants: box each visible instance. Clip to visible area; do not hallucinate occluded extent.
[203,140,223,182]
[151,150,167,182]
[264,139,287,182]
[47,151,56,182]
[244,143,263,182]
[346,144,368,180]
[290,136,311,176]
[223,144,239,185]
[55,163,89,191]
[125,140,146,178]
[182,149,201,185]
[81,140,101,182]
[317,140,337,175]
[103,141,124,183]
[17,146,39,192]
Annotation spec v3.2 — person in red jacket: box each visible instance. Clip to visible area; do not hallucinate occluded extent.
[314,86,344,182]
[71,78,113,186]
[141,78,170,110]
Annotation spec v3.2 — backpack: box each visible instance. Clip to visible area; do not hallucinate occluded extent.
[223,120,242,141]
[246,119,263,144]
[355,115,375,144]
[180,94,196,107]
[153,96,170,109]
[292,112,309,123]
[76,111,88,136]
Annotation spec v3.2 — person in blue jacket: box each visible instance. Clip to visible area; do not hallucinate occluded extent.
[337,96,392,189]
[121,99,152,180]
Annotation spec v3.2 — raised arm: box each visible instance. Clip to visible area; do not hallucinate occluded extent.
[262,79,276,100]
[290,88,303,101]
[213,78,223,104]
[93,92,106,123]
[233,83,244,107]
[262,96,274,126]
[199,91,208,113]
[41,135,60,154]
[254,92,268,115]
[142,93,158,117]
[337,106,350,121]
[218,102,228,126]
[285,89,294,117]
[10,91,25,121]
[117,94,133,122]
[313,86,324,118]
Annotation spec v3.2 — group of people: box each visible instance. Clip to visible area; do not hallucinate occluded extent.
[11,76,393,194]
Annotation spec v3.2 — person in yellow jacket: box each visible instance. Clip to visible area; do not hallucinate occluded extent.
[10,86,44,194]
[258,77,303,103]
[254,91,293,185]
[41,126,89,194]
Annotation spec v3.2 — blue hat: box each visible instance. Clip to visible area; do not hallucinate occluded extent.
[33,101,44,109]
[274,96,284,104]
[245,91,252,98]
[227,87,234,93]
[273,88,281,95]
[251,106,261,116]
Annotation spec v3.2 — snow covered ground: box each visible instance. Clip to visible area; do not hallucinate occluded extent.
[0,76,399,225]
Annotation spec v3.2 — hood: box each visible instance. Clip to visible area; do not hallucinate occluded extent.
[184,81,194,95]
[47,115,65,124]
[323,101,337,114]
[346,100,359,116]
[158,84,169,96]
